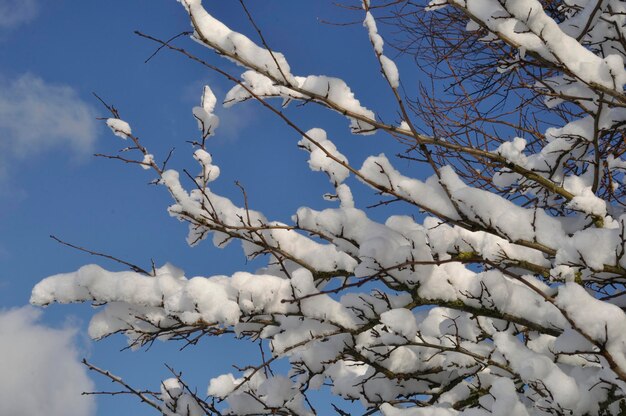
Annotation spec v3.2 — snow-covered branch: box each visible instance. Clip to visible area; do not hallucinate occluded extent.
[30,0,626,414]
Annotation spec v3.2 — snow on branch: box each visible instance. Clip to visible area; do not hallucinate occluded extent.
[31,0,626,414]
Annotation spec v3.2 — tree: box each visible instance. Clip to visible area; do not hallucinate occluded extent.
[29,0,626,414]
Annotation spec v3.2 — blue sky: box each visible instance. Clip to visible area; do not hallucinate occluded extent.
[0,1,419,414]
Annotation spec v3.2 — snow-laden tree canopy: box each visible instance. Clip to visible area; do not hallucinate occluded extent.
[30,0,626,414]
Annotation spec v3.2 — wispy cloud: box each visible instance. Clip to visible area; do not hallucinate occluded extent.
[0,307,96,415]
[0,73,98,174]
[0,0,38,30]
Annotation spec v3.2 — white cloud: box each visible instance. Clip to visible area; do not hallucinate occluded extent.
[0,0,38,29]
[0,307,96,416]
[0,74,98,167]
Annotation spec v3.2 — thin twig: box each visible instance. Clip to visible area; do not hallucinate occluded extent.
[50,235,152,275]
